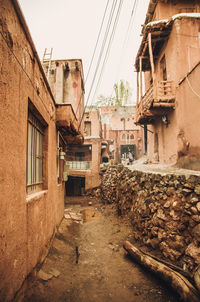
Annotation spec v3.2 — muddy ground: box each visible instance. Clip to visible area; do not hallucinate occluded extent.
[23,198,181,302]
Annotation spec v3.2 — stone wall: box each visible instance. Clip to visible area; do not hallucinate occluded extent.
[100,165,200,271]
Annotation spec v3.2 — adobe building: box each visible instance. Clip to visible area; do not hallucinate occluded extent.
[135,0,200,169]
[42,57,85,131]
[0,0,83,301]
[100,106,144,164]
[65,107,102,195]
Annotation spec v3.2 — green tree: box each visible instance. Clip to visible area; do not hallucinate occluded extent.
[95,80,132,107]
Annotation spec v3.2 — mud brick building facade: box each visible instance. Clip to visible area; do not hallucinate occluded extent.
[135,0,200,169]
[100,106,144,164]
[65,107,102,195]
[0,0,83,300]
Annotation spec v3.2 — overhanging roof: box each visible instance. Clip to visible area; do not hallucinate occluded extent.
[135,13,200,72]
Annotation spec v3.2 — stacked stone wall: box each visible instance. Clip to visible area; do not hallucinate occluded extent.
[100,165,200,271]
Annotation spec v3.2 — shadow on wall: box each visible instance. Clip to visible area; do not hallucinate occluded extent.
[176,156,200,171]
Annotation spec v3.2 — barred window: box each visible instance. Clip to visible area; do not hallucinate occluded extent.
[27,110,44,193]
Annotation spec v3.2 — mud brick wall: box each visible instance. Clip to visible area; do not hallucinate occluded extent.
[100,165,200,271]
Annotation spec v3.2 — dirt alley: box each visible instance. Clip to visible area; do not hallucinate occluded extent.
[23,198,181,302]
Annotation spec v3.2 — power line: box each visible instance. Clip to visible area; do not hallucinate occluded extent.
[78,0,118,129]
[89,0,124,107]
[72,0,110,124]
[85,0,110,84]
[114,0,138,85]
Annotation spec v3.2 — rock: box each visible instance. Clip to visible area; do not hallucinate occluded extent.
[192,224,200,241]
[191,207,198,215]
[160,242,182,261]
[195,185,200,195]
[185,243,200,264]
[37,269,53,281]
[69,213,82,221]
[196,202,200,212]
[49,268,61,278]
[157,209,167,221]
[192,215,200,223]
[163,200,171,208]
[148,238,161,249]
[169,210,179,221]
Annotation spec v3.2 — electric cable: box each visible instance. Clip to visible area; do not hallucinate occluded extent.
[113,0,138,91]
[89,0,124,109]
[85,0,110,84]
[78,0,118,128]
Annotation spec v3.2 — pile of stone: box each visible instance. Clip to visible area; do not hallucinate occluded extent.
[100,165,200,271]
[100,165,123,203]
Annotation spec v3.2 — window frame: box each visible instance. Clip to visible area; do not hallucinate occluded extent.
[26,109,45,194]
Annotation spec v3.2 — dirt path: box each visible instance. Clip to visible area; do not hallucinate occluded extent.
[23,200,181,302]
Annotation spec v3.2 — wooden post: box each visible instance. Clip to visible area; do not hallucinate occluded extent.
[139,56,143,111]
[136,72,139,121]
[136,72,139,108]
[148,32,155,75]
[148,32,156,98]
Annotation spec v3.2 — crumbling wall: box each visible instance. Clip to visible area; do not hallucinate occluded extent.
[100,165,200,271]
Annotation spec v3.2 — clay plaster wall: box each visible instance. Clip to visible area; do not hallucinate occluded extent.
[43,59,84,124]
[153,1,200,22]
[67,109,102,191]
[146,18,200,165]
[176,63,200,169]
[0,1,65,300]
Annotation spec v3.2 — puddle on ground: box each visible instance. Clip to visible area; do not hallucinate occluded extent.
[81,209,101,223]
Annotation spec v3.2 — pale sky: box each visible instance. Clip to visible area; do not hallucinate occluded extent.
[18,0,148,105]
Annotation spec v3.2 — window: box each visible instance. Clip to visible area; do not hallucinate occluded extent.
[57,132,65,184]
[130,134,134,140]
[160,55,167,81]
[75,152,85,161]
[84,121,91,136]
[27,109,45,193]
[122,134,126,141]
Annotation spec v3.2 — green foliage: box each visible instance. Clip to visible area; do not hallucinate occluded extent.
[95,80,132,107]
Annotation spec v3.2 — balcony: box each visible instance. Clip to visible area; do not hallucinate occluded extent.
[56,104,84,144]
[66,161,92,170]
[136,80,175,124]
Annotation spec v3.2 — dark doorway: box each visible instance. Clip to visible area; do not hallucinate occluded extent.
[120,144,136,160]
[65,176,85,196]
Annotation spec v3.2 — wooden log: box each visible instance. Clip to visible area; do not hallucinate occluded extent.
[123,241,200,302]
[194,264,200,292]
[153,102,175,108]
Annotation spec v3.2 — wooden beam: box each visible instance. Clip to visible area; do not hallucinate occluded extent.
[139,56,143,111]
[136,72,139,109]
[153,102,175,108]
[124,241,200,302]
[148,32,155,76]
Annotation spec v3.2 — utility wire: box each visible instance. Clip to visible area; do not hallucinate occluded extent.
[78,0,118,129]
[85,0,110,84]
[114,0,138,86]
[89,0,124,108]
[72,0,111,124]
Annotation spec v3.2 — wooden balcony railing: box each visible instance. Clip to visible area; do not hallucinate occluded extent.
[156,80,175,101]
[136,80,175,124]
[66,161,91,170]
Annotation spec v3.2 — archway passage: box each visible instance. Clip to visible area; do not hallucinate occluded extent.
[65,176,85,196]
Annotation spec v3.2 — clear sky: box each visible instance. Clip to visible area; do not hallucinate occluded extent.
[18,0,148,105]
